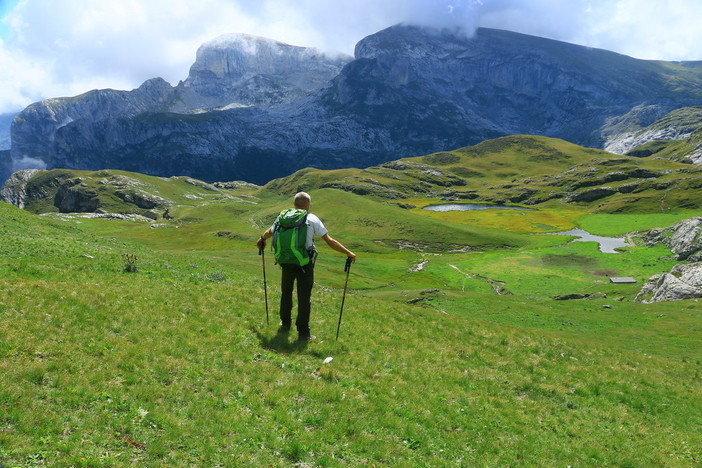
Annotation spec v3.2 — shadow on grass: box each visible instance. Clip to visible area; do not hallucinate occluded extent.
[251,326,310,354]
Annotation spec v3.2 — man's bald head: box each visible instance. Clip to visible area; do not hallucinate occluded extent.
[294,192,311,209]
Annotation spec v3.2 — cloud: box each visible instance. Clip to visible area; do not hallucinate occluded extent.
[0,0,701,114]
[476,0,702,61]
[12,155,46,171]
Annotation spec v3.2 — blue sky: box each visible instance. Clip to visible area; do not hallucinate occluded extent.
[0,0,20,37]
[1,0,702,114]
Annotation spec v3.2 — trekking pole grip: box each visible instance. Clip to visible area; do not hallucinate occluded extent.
[345,256,352,272]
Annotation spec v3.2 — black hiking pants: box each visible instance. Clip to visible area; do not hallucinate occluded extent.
[279,263,314,336]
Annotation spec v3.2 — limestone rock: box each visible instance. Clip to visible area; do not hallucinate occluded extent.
[643,217,702,261]
[669,218,702,261]
[10,78,175,166]
[114,189,167,209]
[635,263,702,303]
[0,169,42,208]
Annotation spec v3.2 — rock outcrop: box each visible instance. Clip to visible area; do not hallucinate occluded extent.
[603,106,702,157]
[635,217,702,302]
[0,168,173,214]
[0,169,42,209]
[643,217,702,261]
[54,178,101,213]
[9,25,702,184]
[635,263,702,303]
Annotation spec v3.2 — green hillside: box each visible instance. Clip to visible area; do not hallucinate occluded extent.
[1,137,702,466]
[264,135,702,215]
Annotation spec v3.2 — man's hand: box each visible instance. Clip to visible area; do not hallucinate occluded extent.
[257,230,271,251]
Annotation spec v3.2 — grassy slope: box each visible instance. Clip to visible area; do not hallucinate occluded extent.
[2,136,702,465]
[263,135,702,215]
[2,171,702,466]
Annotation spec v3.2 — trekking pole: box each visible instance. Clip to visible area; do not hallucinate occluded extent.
[258,245,269,326]
[335,257,353,340]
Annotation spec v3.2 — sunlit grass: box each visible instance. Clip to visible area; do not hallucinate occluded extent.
[1,173,702,466]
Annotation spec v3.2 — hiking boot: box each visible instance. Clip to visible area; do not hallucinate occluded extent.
[298,334,316,342]
[277,322,291,334]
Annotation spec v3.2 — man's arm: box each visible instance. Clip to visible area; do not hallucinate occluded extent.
[256,227,273,250]
[322,234,356,262]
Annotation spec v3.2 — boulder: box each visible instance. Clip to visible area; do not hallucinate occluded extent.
[642,217,702,261]
[114,189,166,209]
[567,187,617,203]
[669,218,702,261]
[635,263,702,303]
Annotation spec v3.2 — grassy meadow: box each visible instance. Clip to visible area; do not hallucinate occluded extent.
[1,138,702,466]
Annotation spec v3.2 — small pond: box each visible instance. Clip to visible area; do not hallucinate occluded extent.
[543,228,628,254]
[424,203,533,212]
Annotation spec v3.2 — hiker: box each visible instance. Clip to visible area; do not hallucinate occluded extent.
[256,192,356,341]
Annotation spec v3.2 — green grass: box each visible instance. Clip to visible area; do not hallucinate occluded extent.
[578,212,701,236]
[260,135,702,215]
[2,140,702,466]
[2,189,702,467]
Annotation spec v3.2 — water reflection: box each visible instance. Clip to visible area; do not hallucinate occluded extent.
[544,229,628,253]
[423,203,532,212]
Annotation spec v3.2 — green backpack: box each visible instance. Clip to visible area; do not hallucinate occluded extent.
[272,208,310,266]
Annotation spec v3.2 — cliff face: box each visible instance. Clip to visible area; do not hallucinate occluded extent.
[10,25,702,184]
[171,34,351,112]
[10,77,176,165]
[334,26,702,148]
[0,150,12,185]
[0,169,41,209]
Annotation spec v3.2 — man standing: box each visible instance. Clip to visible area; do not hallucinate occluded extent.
[256,192,356,341]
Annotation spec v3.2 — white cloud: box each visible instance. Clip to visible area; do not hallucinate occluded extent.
[581,0,702,60]
[0,0,701,114]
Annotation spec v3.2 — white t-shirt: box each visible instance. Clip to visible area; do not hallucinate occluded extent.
[271,212,328,250]
[304,213,328,249]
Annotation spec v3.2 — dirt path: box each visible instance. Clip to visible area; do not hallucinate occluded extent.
[450,264,513,295]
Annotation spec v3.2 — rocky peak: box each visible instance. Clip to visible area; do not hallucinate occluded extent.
[354,24,469,60]
[172,33,351,111]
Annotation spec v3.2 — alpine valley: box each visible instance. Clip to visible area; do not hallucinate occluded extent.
[1,24,702,467]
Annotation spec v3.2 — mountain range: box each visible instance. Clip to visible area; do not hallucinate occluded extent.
[7,24,702,184]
